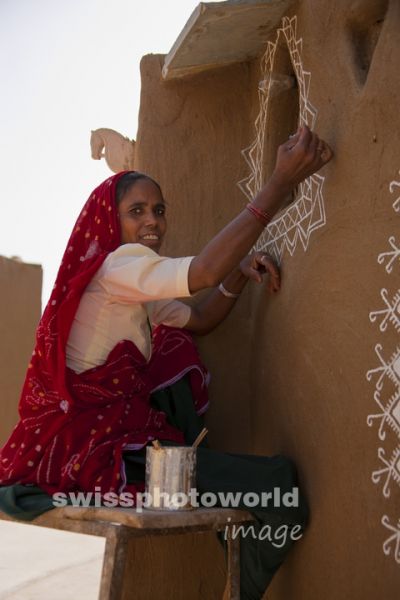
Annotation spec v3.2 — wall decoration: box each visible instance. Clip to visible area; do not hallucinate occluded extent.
[367,172,400,564]
[238,16,326,261]
[382,515,400,564]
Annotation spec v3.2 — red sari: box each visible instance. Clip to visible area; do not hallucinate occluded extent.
[0,173,209,499]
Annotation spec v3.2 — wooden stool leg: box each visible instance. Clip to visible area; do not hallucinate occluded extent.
[99,526,129,600]
[224,526,241,600]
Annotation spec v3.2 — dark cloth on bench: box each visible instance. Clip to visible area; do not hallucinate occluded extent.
[0,375,308,600]
[127,375,309,600]
[0,483,55,521]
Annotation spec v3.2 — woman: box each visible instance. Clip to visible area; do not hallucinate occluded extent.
[0,125,332,598]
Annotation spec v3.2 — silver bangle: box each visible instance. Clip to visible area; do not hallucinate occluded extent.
[218,282,240,299]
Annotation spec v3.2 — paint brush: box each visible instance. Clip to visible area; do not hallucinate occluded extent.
[192,427,208,449]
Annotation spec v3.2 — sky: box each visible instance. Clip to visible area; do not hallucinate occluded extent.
[0,0,220,307]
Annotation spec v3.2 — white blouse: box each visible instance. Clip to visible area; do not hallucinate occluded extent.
[66,243,194,373]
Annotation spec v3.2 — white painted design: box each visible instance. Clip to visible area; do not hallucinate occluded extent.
[378,237,400,274]
[367,171,400,565]
[389,175,400,213]
[382,515,400,564]
[366,344,400,391]
[369,289,400,333]
[371,445,400,498]
[367,387,400,441]
[238,16,325,261]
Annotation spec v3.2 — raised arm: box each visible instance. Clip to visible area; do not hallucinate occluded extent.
[185,252,279,335]
[187,125,333,293]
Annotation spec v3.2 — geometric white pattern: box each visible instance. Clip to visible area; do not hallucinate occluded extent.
[389,175,400,213]
[378,237,400,275]
[382,515,400,564]
[371,445,400,498]
[366,171,400,565]
[238,16,326,261]
[369,289,400,333]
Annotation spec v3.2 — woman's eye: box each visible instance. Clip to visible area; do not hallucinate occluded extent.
[127,206,165,216]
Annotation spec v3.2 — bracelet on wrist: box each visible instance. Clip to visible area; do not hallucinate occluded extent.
[246,203,272,226]
[218,282,240,299]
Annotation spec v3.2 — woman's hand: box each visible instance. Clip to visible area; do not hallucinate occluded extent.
[269,125,333,192]
[187,125,332,295]
[239,252,280,293]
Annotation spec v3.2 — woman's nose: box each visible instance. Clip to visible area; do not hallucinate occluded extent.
[143,211,157,226]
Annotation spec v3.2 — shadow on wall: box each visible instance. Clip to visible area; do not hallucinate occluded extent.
[345,0,389,85]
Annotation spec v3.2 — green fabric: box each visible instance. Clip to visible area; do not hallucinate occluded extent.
[150,374,207,445]
[122,374,206,483]
[0,375,309,599]
[196,449,308,599]
[125,375,309,599]
[0,484,57,521]
[0,376,204,520]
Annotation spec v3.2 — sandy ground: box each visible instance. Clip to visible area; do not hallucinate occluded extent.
[0,521,104,599]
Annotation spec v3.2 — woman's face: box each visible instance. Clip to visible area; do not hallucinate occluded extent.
[117,179,167,253]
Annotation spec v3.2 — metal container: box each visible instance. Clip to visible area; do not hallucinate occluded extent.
[145,445,196,510]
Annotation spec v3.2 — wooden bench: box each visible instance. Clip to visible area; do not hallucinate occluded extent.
[0,506,254,599]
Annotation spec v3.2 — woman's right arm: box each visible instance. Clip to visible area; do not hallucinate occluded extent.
[187,125,333,293]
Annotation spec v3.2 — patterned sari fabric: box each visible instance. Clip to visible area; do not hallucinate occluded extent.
[0,173,209,500]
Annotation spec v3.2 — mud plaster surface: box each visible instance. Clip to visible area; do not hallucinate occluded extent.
[134,1,400,597]
[0,257,42,446]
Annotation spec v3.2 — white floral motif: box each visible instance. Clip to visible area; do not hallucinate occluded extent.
[367,388,400,441]
[367,171,400,565]
[382,515,400,563]
[366,344,400,392]
[369,289,400,333]
[378,237,400,274]
[389,175,400,213]
[371,445,400,498]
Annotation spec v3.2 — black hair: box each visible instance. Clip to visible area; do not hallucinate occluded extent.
[115,172,163,205]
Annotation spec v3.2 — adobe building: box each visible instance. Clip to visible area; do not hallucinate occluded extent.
[2,1,398,598]
[0,257,42,445]
[119,0,399,598]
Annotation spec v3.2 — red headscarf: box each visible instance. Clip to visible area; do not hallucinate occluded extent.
[0,172,209,499]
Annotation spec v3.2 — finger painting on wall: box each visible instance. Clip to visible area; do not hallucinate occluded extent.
[238,15,326,263]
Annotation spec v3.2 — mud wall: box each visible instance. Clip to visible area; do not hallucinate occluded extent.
[133,0,400,598]
[0,257,42,446]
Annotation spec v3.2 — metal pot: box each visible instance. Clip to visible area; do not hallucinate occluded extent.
[145,445,197,510]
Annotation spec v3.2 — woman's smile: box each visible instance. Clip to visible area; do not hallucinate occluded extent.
[117,179,167,253]
[141,233,160,241]
[139,231,162,249]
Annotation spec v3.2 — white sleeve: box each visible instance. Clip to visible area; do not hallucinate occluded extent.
[97,243,194,303]
[150,299,192,329]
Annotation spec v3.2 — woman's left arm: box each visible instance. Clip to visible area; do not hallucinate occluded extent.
[185,252,280,335]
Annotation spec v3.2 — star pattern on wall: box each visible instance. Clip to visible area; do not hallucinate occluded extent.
[382,515,400,564]
[238,15,325,261]
[367,172,400,565]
